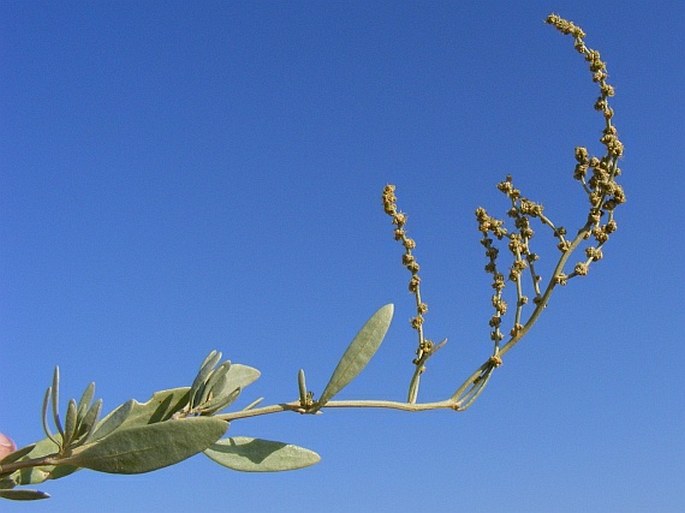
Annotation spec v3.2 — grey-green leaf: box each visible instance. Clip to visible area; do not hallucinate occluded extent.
[0,488,51,500]
[9,436,79,486]
[62,399,78,446]
[241,397,264,411]
[0,444,36,465]
[297,369,307,405]
[191,351,222,394]
[67,417,227,474]
[204,437,320,472]
[92,387,190,440]
[51,367,62,436]
[223,364,260,393]
[77,382,96,417]
[196,363,261,415]
[199,387,241,416]
[317,304,393,407]
[74,398,103,445]
[200,361,231,404]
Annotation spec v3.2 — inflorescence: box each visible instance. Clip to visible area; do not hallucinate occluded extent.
[382,185,436,367]
[382,14,625,397]
[472,14,625,358]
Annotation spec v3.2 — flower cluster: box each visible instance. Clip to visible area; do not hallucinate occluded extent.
[382,185,434,365]
[476,174,556,346]
[547,13,625,278]
[475,206,508,344]
[472,15,625,357]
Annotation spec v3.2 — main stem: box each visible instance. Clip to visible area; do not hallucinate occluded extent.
[217,398,459,423]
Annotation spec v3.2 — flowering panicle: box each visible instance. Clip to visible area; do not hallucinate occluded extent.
[376,15,623,411]
[470,15,625,360]
[546,13,625,278]
[475,207,508,346]
[382,185,434,360]
[383,185,446,402]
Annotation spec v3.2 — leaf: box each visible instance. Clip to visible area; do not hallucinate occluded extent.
[62,399,78,446]
[41,386,58,446]
[241,397,264,411]
[198,363,261,414]
[9,436,79,486]
[190,350,222,407]
[317,304,393,407]
[205,437,320,472]
[91,399,134,441]
[193,351,222,387]
[92,387,191,441]
[74,398,103,445]
[200,361,231,403]
[0,444,36,465]
[76,382,96,418]
[67,417,227,474]
[0,488,50,500]
[198,387,241,416]
[51,367,62,436]
[297,369,307,405]
[223,364,261,393]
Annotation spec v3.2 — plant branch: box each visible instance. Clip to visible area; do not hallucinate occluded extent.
[0,454,62,476]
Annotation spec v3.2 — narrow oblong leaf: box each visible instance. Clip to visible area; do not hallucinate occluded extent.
[203,361,231,398]
[191,351,222,394]
[200,387,241,416]
[77,382,96,417]
[317,304,394,407]
[91,400,134,441]
[205,437,320,472]
[62,399,78,446]
[241,397,264,411]
[74,398,103,445]
[297,369,307,405]
[67,417,227,474]
[0,488,50,500]
[41,387,58,446]
[51,367,63,436]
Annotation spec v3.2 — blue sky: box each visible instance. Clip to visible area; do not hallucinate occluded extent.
[1,1,683,511]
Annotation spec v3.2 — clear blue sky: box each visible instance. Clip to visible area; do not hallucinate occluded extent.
[1,1,683,512]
